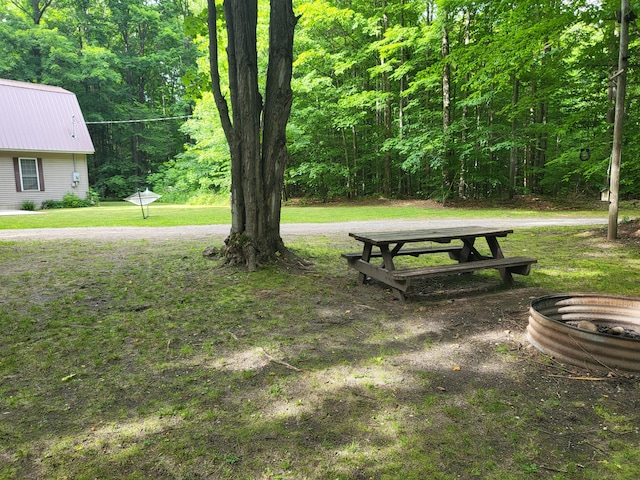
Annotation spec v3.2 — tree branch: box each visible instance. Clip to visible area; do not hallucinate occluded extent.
[207,0,233,143]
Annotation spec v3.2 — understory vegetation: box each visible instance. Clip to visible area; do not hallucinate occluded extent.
[2,218,640,479]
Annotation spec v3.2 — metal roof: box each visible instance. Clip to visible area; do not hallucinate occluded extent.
[0,78,95,154]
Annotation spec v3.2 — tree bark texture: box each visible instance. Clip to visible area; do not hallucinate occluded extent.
[608,0,630,240]
[208,0,297,269]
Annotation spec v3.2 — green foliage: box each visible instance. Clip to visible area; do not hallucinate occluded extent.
[185,192,229,206]
[86,187,100,206]
[20,200,35,211]
[43,190,100,209]
[3,0,640,203]
[40,199,63,209]
[281,0,640,200]
[62,192,91,208]
[148,93,231,199]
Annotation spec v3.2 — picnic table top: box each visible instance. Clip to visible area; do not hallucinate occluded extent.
[348,226,514,246]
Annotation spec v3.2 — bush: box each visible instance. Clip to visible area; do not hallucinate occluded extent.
[21,200,36,211]
[42,190,100,209]
[62,192,91,208]
[86,187,100,206]
[41,199,64,209]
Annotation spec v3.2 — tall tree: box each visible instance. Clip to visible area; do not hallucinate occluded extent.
[158,0,640,203]
[608,0,630,240]
[208,0,298,270]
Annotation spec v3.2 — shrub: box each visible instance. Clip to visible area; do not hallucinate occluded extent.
[41,199,64,209]
[62,192,92,208]
[42,190,99,210]
[86,187,100,206]
[20,200,36,211]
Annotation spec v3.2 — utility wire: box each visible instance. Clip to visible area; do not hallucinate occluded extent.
[86,115,192,125]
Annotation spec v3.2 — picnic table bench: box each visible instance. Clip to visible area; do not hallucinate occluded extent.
[342,226,537,302]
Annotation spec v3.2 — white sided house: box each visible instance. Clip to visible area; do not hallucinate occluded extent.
[0,78,94,210]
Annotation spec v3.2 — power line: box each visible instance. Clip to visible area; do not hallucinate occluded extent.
[86,115,192,125]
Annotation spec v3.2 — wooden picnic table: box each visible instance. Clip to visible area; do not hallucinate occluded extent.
[342,226,537,302]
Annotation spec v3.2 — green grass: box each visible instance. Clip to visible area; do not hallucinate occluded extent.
[509,227,640,294]
[2,204,640,479]
[0,200,617,229]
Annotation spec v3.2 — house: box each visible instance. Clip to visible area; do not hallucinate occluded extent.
[0,78,94,210]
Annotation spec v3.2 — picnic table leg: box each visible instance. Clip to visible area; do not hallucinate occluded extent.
[486,236,514,285]
[358,242,373,284]
[380,245,407,301]
[392,288,406,303]
[379,245,396,271]
[459,238,483,262]
[486,236,504,259]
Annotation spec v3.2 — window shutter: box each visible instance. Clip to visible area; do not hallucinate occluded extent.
[13,157,22,192]
[37,158,45,191]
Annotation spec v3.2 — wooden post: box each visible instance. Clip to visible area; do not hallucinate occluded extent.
[608,0,630,241]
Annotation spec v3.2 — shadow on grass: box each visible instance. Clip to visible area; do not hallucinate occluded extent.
[1,234,639,479]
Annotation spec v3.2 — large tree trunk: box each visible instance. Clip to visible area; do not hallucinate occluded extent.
[261,0,297,255]
[208,0,297,270]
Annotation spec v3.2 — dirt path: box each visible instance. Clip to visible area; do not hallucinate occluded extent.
[0,216,607,241]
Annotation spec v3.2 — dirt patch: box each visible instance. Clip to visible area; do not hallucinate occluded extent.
[617,219,640,246]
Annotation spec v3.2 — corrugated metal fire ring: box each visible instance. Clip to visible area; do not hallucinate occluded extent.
[527,293,640,374]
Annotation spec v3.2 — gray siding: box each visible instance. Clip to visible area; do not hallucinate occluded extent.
[0,152,89,209]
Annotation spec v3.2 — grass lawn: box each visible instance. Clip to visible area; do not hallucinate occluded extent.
[1,202,640,479]
[0,198,620,230]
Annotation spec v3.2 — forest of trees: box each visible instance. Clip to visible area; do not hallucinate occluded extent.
[1,0,638,202]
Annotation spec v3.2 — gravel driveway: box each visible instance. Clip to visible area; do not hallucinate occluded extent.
[0,216,607,241]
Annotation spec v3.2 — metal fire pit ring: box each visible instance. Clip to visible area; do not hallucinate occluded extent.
[527,293,640,374]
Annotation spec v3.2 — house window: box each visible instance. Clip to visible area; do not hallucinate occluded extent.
[19,158,40,190]
[13,157,45,192]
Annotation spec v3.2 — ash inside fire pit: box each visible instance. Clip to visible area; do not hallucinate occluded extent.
[565,320,640,340]
[528,293,640,373]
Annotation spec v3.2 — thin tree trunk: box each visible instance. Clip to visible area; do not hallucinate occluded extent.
[351,125,358,196]
[509,76,519,199]
[533,98,548,194]
[459,7,470,198]
[341,128,351,196]
[608,0,630,240]
[208,0,243,232]
[380,2,392,196]
[442,19,451,199]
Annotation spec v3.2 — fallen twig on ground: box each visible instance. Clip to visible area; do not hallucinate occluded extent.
[261,347,303,372]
